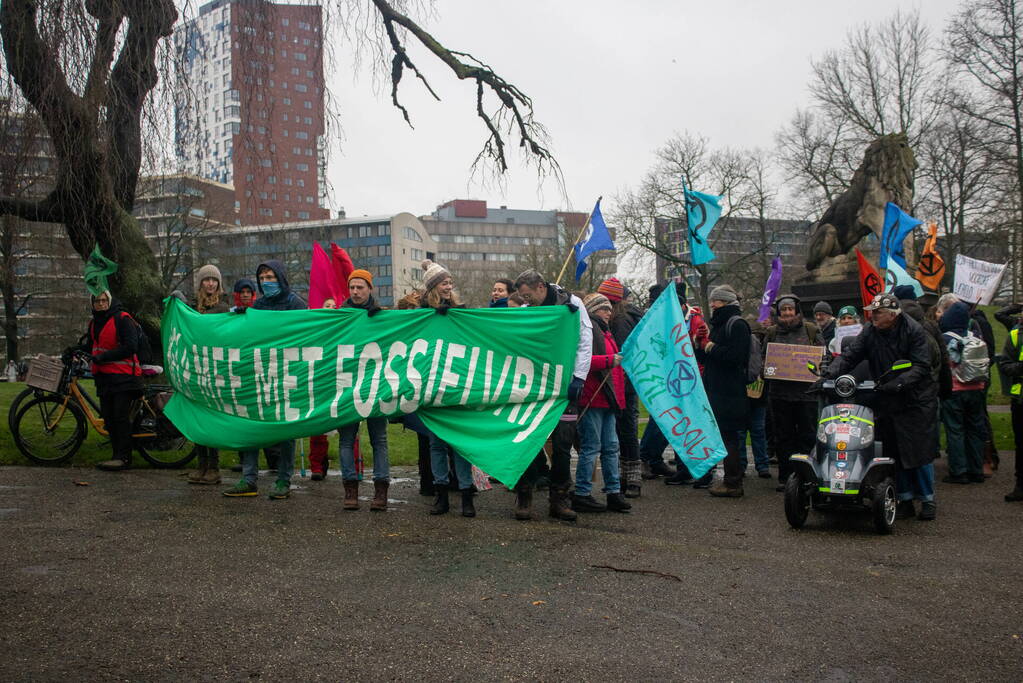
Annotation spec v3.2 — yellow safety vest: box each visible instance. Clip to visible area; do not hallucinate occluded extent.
[1012,328,1022,397]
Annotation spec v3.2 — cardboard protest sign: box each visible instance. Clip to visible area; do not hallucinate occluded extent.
[764,343,825,383]
[953,254,1006,305]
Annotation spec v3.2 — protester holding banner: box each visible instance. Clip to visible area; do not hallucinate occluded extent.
[223,260,307,499]
[996,314,1023,502]
[570,294,630,513]
[600,277,643,498]
[638,283,678,481]
[513,269,592,522]
[825,293,939,521]
[418,260,476,517]
[187,264,230,486]
[230,278,258,313]
[763,294,823,492]
[939,302,988,485]
[490,278,514,308]
[665,282,712,486]
[694,285,751,498]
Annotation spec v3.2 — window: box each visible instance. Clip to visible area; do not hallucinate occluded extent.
[303,116,312,125]
[268,175,276,184]
[291,67,300,75]
[306,196,314,203]
[305,148,313,156]
[298,211,310,219]
[224,105,240,117]
[359,225,371,237]
[283,97,291,105]
[283,177,293,185]
[282,18,289,26]
[297,179,305,187]
[294,131,308,139]
[303,100,312,109]
[260,208,273,216]
[223,121,240,135]
[294,83,307,92]
[295,163,309,171]
[245,173,254,182]
[294,52,306,61]
[293,146,302,154]
[403,226,422,242]
[411,248,424,261]
[260,159,271,167]
[259,191,268,199]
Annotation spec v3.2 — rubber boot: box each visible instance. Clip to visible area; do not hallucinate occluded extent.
[513,482,533,521]
[429,485,449,515]
[370,481,388,512]
[461,489,477,518]
[342,480,360,511]
[548,485,577,521]
[199,451,221,485]
[188,453,209,484]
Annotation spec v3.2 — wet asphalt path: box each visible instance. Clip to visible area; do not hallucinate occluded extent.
[1,461,1021,681]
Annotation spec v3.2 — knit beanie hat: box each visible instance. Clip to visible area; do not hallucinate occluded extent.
[891,284,917,301]
[709,285,738,305]
[348,269,373,288]
[813,300,833,315]
[597,277,626,302]
[837,305,859,319]
[421,260,450,292]
[584,293,612,316]
[196,263,223,289]
[774,293,800,313]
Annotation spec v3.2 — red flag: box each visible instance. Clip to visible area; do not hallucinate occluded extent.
[856,248,883,309]
[330,243,354,303]
[309,242,344,309]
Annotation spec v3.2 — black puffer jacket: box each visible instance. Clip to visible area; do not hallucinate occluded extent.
[900,298,951,398]
[610,304,644,348]
[694,304,751,431]
[826,314,938,468]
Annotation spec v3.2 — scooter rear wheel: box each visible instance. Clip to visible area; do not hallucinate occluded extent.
[784,474,810,529]
[871,477,897,534]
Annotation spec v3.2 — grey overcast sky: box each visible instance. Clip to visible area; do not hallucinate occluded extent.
[325,0,962,219]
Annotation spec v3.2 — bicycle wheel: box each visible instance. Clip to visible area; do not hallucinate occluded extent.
[13,395,87,465]
[134,411,197,468]
[8,387,39,433]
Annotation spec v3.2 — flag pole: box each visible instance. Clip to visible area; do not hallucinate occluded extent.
[555,196,602,286]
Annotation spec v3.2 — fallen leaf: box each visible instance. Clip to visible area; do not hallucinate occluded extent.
[72,481,90,486]
[531,600,546,606]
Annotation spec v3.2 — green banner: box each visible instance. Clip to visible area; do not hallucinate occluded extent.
[161,298,578,486]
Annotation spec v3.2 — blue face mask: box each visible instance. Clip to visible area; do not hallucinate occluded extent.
[261,281,281,297]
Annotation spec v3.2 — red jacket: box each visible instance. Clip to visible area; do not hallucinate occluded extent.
[580,326,626,410]
[686,305,709,376]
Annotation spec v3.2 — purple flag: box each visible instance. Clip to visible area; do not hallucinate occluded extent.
[757,257,783,322]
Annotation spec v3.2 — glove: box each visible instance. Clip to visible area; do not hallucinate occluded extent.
[367,308,382,317]
[808,378,826,393]
[565,302,579,314]
[434,306,449,315]
[567,377,584,402]
[876,380,902,394]
[233,306,247,315]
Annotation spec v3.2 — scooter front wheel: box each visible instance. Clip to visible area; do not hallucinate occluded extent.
[784,474,810,529]
[871,477,897,534]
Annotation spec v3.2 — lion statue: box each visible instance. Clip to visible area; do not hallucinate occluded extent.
[805,133,917,271]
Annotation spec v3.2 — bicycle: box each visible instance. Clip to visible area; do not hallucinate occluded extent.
[11,351,196,468]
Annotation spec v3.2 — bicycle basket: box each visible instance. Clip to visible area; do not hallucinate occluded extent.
[25,356,64,393]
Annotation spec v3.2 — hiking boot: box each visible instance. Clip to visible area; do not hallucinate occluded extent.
[693,473,713,489]
[571,494,607,513]
[429,485,449,515]
[513,482,533,521]
[223,480,258,497]
[645,461,675,479]
[968,473,985,483]
[187,462,208,484]
[269,480,290,500]
[895,500,916,519]
[606,492,632,512]
[917,501,936,521]
[1004,488,1023,503]
[942,473,971,485]
[461,489,476,518]
[708,482,743,498]
[343,480,360,510]
[665,470,695,486]
[310,471,325,482]
[97,458,130,471]
[370,481,388,512]
[198,468,221,485]
[548,486,577,521]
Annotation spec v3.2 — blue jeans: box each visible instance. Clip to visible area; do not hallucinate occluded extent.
[575,407,622,496]
[429,432,472,489]
[897,463,935,502]
[737,402,769,473]
[340,417,389,482]
[239,440,295,486]
[639,419,671,465]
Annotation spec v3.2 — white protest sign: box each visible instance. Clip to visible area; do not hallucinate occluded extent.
[953,254,1006,305]
[830,323,863,354]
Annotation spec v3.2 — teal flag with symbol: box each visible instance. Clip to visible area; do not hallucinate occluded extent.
[620,287,727,479]
[884,259,924,298]
[683,185,722,266]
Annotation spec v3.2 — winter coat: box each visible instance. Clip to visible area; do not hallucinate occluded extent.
[609,304,644,348]
[540,282,592,382]
[997,323,1023,403]
[941,302,986,392]
[343,294,382,315]
[580,317,626,411]
[994,304,1022,333]
[694,303,751,431]
[764,315,823,402]
[826,313,938,469]
[489,297,509,308]
[191,294,230,315]
[685,304,710,376]
[252,260,307,311]
[820,319,836,345]
[232,278,258,310]
[971,309,996,363]
[901,298,952,399]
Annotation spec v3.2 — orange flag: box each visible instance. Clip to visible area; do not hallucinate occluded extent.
[915,222,945,291]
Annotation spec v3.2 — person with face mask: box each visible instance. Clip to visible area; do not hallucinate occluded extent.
[223,261,306,500]
[763,294,824,492]
[825,293,939,520]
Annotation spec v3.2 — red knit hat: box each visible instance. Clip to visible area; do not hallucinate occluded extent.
[597,277,625,302]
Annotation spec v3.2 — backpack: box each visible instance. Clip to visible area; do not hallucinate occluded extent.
[725,316,762,383]
[945,331,989,383]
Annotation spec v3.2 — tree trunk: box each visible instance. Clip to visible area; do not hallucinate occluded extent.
[1,214,18,361]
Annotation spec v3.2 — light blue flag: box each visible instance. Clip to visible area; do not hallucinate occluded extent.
[880,202,922,269]
[574,199,615,280]
[621,286,727,479]
[683,186,722,266]
[884,259,924,298]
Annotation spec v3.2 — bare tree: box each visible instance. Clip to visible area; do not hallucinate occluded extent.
[775,109,854,218]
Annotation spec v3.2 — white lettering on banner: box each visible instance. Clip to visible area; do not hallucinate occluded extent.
[516,363,550,426]
[354,343,383,418]
[254,348,280,420]
[401,339,429,413]
[228,348,247,417]
[423,340,445,405]
[953,254,1007,305]
[503,357,536,422]
[282,348,300,422]
[380,341,406,414]
[330,344,355,418]
[212,348,228,413]
[459,347,481,405]
[512,365,564,443]
[302,347,322,418]
[433,343,466,406]
[486,352,514,403]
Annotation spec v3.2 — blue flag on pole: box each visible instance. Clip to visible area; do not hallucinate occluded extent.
[683,186,722,266]
[574,199,614,280]
[621,287,727,479]
[884,259,924,298]
[879,202,921,269]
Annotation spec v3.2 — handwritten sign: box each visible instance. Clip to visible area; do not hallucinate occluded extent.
[953,254,1006,305]
[764,343,825,383]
